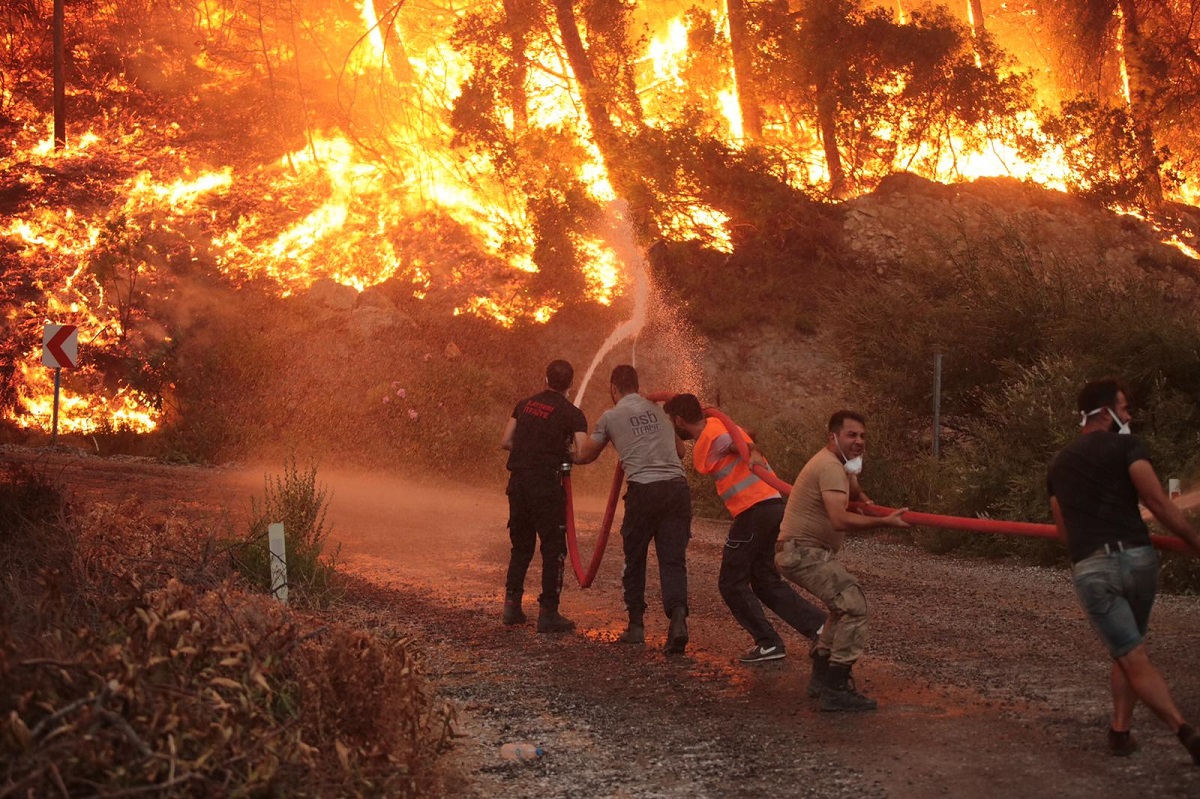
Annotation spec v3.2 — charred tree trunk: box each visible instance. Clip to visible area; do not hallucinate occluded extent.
[816,82,847,198]
[1116,0,1163,210]
[502,0,532,134]
[968,0,985,35]
[371,0,415,86]
[550,0,625,177]
[726,0,763,140]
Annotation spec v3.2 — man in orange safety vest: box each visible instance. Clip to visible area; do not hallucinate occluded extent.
[665,393,826,664]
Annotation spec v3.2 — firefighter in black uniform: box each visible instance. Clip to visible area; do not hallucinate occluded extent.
[499,359,588,632]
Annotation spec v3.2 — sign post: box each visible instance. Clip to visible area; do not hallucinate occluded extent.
[268,523,288,604]
[42,323,79,445]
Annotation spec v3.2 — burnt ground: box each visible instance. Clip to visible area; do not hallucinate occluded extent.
[6,445,1200,798]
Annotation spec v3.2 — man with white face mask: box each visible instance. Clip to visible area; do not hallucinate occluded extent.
[775,410,908,712]
[1048,377,1200,762]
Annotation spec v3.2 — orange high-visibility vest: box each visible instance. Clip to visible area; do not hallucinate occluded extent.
[693,417,780,517]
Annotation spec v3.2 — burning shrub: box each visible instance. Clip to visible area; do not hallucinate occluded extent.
[230,458,340,608]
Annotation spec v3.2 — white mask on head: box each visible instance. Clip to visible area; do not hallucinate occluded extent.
[1080,406,1130,435]
[835,439,864,474]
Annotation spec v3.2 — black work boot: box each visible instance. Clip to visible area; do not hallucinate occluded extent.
[664,606,688,655]
[536,606,576,633]
[502,592,526,625]
[819,662,878,712]
[807,649,831,698]
[618,609,645,644]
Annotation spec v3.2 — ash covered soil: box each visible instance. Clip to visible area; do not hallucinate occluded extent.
[9,446,1200,799]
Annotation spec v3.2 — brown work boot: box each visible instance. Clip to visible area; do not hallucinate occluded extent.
[664,606,688,655]
[502,593,526,626]
[536,608,576,633]
[819,662,878,712]
[1107,728,1138,757]
[617,609,645,644]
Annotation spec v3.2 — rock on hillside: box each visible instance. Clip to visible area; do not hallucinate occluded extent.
[841,173,1200,296]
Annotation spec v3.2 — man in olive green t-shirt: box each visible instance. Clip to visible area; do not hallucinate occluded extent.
[776,410,907,712]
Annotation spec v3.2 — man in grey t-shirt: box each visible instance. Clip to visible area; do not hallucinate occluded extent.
[575,365,692,654]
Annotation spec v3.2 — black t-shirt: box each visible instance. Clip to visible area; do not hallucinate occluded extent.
[1046,432,1152,562]
[506,390,587,473]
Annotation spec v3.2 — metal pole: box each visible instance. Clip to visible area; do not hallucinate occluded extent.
[932,353,942,458]
[53,0,66,149]
[51,367,62,445]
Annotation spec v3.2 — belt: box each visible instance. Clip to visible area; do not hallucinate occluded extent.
[1089,540,1149,558]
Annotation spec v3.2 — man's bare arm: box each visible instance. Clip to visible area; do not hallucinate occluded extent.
[574,436,606,464]
[1130,460,1200,553]
[822,490,907,531]
[1049,496,1070,548]
[499,417,516,451]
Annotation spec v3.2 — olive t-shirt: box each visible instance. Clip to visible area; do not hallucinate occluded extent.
[1046,432,1152,563]
[779,448,849,551]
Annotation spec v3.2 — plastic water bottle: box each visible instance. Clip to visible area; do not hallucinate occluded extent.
[500,742,544,763]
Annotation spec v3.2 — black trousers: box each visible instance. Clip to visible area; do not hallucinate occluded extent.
[719,498,827,648]
[620,477,691,618]
[505,471,567,610]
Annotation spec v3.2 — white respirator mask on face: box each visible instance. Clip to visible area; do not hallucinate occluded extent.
[835,439,864,474]
[1080,406,1130,435]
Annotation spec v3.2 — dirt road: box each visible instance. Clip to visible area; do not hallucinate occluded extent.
[8,446,1200,798]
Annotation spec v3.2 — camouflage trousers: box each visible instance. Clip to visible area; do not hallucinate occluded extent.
[774,540,868,665]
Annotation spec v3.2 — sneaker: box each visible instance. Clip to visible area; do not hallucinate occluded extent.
[739,644,786,663]
[536,610,576,633]
[1107,728,1138,757]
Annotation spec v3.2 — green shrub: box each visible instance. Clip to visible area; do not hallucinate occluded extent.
[830,231,1200,580]
[231,458,340,607]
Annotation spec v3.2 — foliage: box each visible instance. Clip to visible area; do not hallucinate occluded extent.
[833,227,1200,567]
[231,459,340,608]
[753,0,1039,191]
[1039,98,1184,207]
[0,496,449,797]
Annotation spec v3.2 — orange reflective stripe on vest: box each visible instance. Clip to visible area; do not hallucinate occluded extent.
[693,418,780,517]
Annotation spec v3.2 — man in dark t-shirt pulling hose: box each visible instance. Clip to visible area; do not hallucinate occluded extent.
[500,359,589,632]
[1047,377,1200,763]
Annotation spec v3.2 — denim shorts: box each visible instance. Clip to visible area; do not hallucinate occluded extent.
[1071,545,1159,659]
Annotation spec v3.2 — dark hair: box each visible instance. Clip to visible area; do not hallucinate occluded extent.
[610,364,639,395]
[663,393,704,424]
[829,410,866,433]
[1077,377,1129,414]
[546,359,574,392]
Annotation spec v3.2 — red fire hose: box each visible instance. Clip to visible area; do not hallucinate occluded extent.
[563,463,623,588]
[561,396,1193,588]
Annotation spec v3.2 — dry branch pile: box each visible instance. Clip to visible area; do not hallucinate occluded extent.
[0,470,451,798]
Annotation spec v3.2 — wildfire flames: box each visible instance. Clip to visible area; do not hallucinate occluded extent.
[2,0,1198,436]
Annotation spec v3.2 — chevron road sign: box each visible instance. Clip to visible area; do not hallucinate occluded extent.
[42,323,80,444]
[42,323,79,368]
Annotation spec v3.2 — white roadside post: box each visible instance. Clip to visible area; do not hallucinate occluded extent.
[268,523,288,604]
[1169,479,1181,502]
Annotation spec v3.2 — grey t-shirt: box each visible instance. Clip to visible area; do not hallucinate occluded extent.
[592,393,685,484]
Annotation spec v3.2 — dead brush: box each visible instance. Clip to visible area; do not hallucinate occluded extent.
[1,485,450,797]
